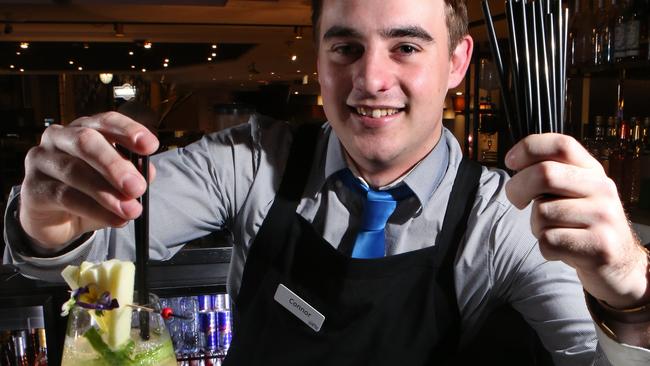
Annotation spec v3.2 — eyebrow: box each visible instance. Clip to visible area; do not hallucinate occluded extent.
[381,26,434,42]
[322,25,434,43]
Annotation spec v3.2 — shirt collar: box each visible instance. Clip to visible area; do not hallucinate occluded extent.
[322,123,450,206]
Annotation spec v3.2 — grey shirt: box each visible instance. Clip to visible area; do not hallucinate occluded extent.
[5,114,647,365]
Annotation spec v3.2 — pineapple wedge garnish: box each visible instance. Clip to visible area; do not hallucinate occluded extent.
[61,259,135,350]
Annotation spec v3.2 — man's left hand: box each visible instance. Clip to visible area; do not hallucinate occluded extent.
[505,133,649,309]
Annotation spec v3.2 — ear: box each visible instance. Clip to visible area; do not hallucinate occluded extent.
[447,35,473,89]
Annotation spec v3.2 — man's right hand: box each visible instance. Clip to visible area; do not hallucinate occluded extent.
[19,111,159,252]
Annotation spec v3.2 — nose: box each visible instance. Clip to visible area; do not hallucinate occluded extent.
[352,47,396,95]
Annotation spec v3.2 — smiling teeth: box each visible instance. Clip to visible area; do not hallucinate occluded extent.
[356,107,400,118]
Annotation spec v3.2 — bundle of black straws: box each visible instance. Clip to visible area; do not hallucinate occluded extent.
[481,0,569,143]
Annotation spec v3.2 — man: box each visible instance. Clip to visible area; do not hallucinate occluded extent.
[3,0,650,364]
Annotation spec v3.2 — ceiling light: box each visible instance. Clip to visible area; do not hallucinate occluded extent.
[69,60,74,65]
[294,26,303,40]
[131,65,136,69]
[19,68,24,72]
[270,72,275,75]
[207,57,212,61]
[141,68,146,72]
[143,41,152,49]
[163,63,168,67]
[83,43,89,49]
[164,58,169,63]
[296,70,301,73]
[9,65,14,69]
[78,66,83,71]
[99,73,113,84]
[129,51,134,56]
[16,51,20,55]
[291,54,297,61]
[113,23,125,37]
[294,91,299,95]
[212,44,217,49]
[20,42,29,49]
[211,52,216,57]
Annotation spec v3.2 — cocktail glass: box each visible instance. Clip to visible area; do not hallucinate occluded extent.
[61,293,176,366]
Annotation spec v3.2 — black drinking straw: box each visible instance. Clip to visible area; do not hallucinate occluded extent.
[132,153,150,341]
[529,2,543,134]
[548,13,558,133]
[520,0,534,136]
[506,0,524,140]
[536,0,552,133]
[560,8,569,133]
[481,0,516,145]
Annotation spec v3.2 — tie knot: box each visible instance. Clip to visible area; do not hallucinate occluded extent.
[338,169,412,230]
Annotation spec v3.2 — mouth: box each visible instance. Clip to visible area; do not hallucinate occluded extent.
[349,105,406,119]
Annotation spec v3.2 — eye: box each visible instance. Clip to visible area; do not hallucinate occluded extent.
[396,44,419,55]
[332,43,363,57]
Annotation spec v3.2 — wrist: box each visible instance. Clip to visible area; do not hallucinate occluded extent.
[585,290,650,348]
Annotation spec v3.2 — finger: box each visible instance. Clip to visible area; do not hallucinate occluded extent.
[38,125,147,199]
[505,133,603,172]
[505,160,618,209]
[70,111,159,155]
[27,147,143,220]
[22,173,134,230]
[535,227,605,269]
[529,197,622,236]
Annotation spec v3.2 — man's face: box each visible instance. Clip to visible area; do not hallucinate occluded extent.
[317,0,471,182]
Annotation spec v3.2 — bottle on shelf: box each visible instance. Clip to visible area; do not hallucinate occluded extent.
[614,0,628,62]
[595,0,614,64]
[589,116,612,174]
[624,117,643,206]
[609,115,630,197]
[570,0,597,66]
[624,0,643,60]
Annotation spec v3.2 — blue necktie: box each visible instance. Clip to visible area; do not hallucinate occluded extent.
[338,169,413,258]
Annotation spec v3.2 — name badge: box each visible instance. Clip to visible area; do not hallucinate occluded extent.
[274,283,325,332]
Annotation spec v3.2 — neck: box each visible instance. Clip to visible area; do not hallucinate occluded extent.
[345,133,442,189]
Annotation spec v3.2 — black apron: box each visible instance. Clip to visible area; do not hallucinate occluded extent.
[223,124,482,366]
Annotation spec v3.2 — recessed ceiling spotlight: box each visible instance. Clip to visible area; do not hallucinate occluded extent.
[9,65,14,69]
[69,60,74,65]
[212,44,217,49]
[78,66,83,71]
[19,68,24,72]
[143,41,152,49]
[114,23,125,37]
[20,42,29,49]
[291,55,297,61]
[141,68,147,72]
[207,57,212,61]
[164,58,169,63]
[129,51,134,56]
[15,51,20,55]
[131,65,136,69]
[163,63,168,67]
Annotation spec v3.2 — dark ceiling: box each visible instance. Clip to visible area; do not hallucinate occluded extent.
[0,41,256,73]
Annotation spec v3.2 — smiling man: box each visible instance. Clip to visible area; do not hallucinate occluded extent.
[3,1,650,365]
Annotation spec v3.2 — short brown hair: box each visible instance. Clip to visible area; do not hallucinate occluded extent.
[311,0,468,56]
